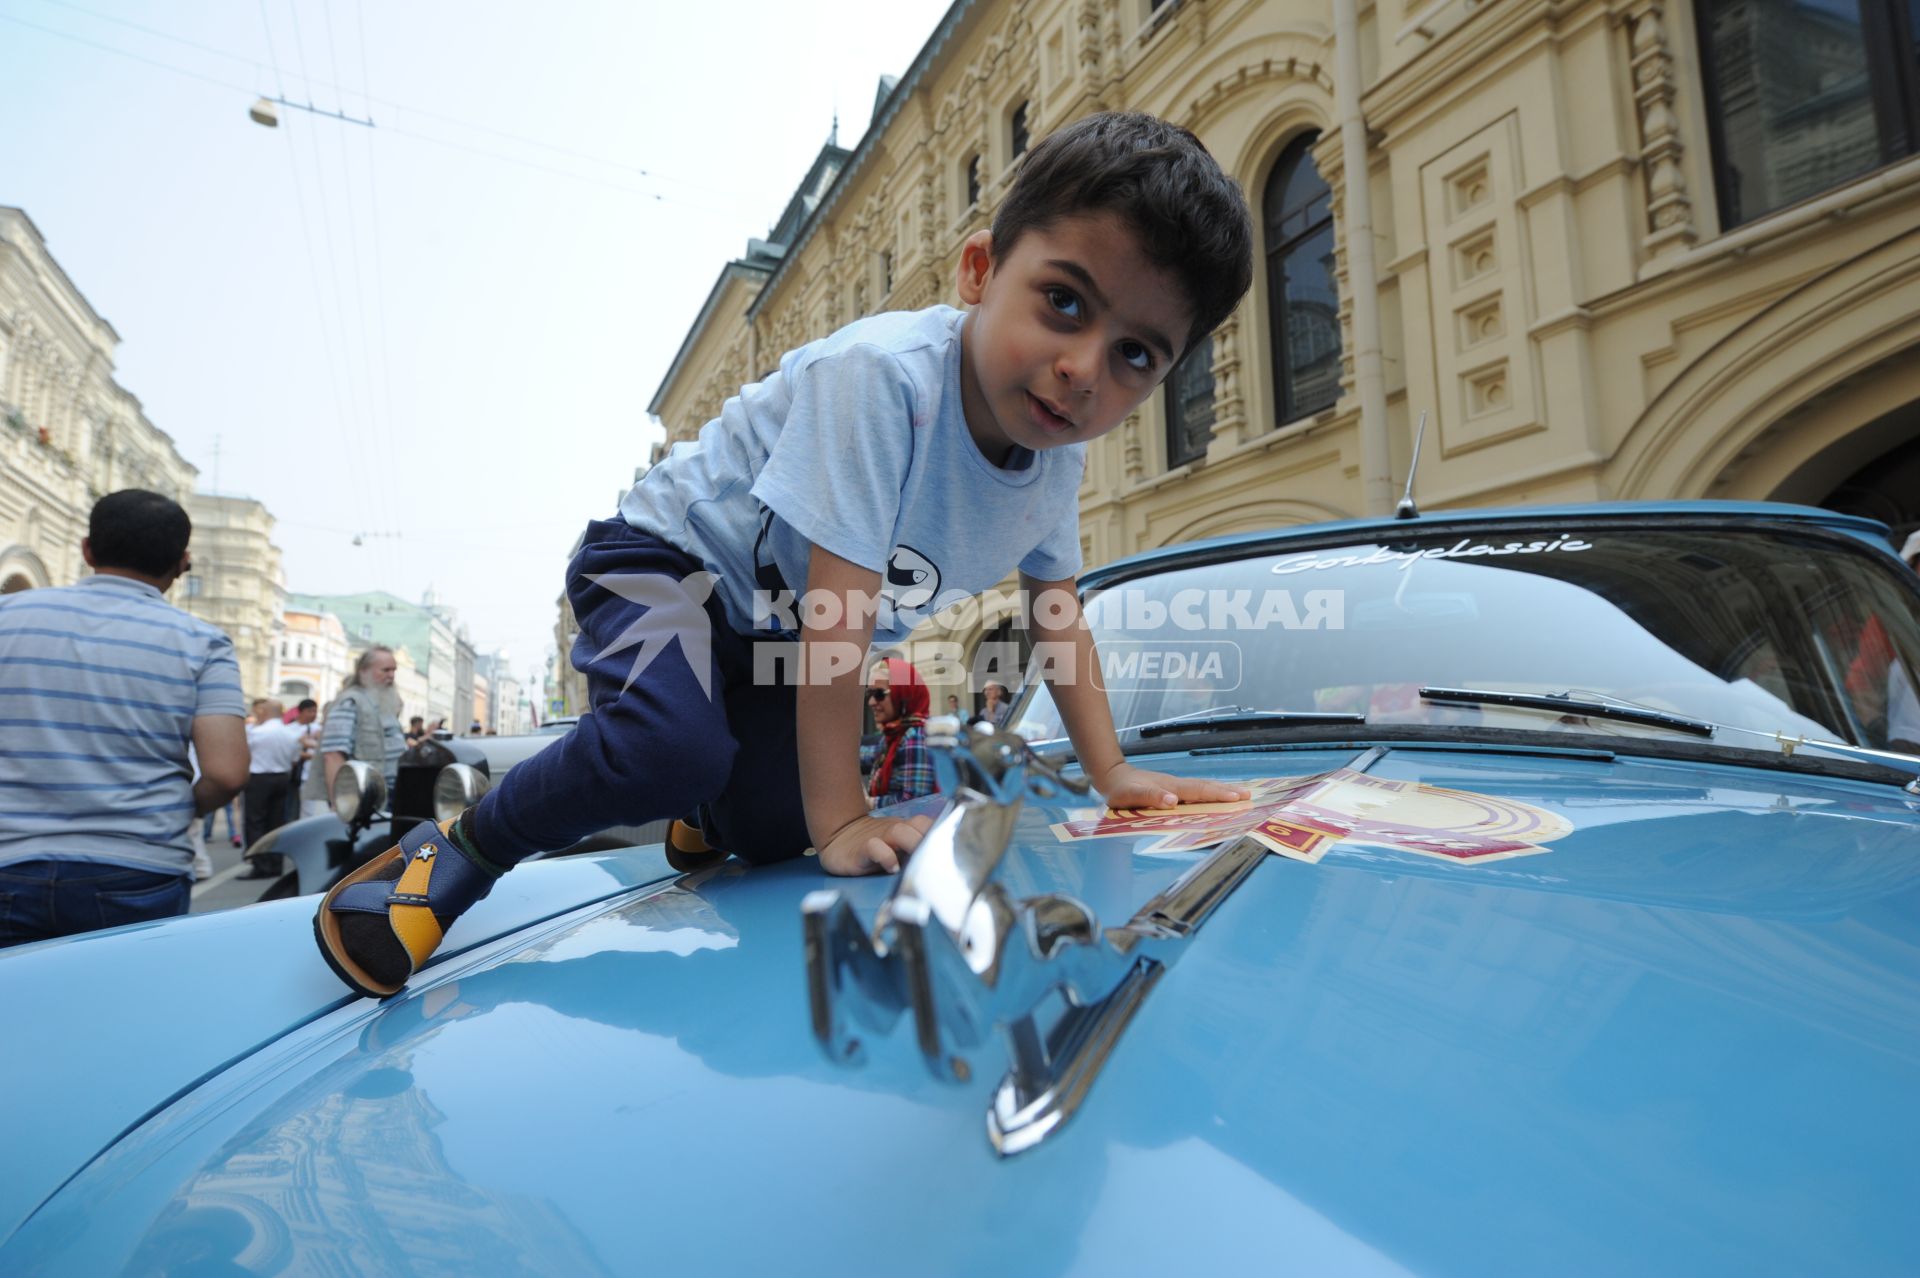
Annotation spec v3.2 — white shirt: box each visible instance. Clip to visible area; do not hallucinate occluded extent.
[247,719,303,774]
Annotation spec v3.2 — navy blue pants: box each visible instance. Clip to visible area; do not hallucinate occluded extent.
[471,519,808,866]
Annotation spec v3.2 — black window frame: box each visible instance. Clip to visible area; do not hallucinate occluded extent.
[1011,101,1031,160]
[966,154,983,208]
[1695,0,1920,229]
[1163,334,1216,469]
[1264,132,1342,427]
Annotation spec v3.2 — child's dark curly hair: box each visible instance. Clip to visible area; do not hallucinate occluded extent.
[991,111,1254,357]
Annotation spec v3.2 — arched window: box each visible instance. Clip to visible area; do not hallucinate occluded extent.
[1264,133,1341,425]
[1164,335,1215,468]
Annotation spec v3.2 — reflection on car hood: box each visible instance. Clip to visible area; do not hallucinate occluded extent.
[5,747,1919,1274]
[0,851,679,1245]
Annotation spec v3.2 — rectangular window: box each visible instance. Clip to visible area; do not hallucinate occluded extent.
[1011,102,1031,160]
[1164,334,1216,468]
[966,154,983,208]
[1697,0,1918,227]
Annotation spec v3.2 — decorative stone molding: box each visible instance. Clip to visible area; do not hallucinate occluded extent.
[1077,0,1103,80]
[1625,0,1696,256]
[919,168,941,257]
[1314,134,1360,406]
[1121,410,1145,485]
[1208,310,1247,443]
[1184,55,1336,129]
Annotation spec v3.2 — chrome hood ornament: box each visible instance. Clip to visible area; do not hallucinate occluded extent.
[802,716,1269,1155]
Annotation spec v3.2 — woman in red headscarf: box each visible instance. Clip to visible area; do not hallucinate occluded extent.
[865,657,938,808]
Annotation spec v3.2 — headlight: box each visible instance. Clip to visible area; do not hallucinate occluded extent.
[330,760,387,826]
[432,762,492,824]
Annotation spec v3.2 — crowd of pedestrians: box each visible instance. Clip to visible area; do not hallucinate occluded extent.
[1,489,1038,948]
[0,489,421,946]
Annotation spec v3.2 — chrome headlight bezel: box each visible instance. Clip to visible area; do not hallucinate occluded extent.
[432,762,492,825]
[330,759,387,826]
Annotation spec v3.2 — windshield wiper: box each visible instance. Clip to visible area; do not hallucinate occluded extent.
[1422,685,1920,784]
[1132,706,1367,739]
[1419,686,1716,737]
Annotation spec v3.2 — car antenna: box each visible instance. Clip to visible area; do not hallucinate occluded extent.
[1394,411,1429,520]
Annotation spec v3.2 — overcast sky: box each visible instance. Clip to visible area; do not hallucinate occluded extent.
[1,0,955,685]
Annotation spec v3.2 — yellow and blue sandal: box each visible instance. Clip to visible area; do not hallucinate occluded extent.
[314,816,501,999]
[666,816,727,874]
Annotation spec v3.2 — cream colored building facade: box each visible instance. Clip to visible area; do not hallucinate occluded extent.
[277,607,355,708]
[471,674,491,735]
[393,647,431,733]
[494,671,529,736]
[648,0,1920,689]
[290,591,469,730]
[474,653,528,735]
[0,207,199,593]
[180,494,287,701]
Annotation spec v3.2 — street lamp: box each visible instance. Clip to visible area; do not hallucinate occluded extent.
[246,95,373,129]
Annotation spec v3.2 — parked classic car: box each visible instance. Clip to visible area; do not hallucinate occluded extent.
[3,500,1917,1275]
[248,729,667,901]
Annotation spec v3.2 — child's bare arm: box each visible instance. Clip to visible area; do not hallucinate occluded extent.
[798,543,932,874]
[1019,572,1245,810]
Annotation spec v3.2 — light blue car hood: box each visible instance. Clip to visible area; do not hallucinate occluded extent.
[4,745,1918,1275]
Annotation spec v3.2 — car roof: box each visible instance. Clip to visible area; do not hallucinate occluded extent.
[1080,500,1896,589]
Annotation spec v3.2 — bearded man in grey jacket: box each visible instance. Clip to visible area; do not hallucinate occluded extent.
[305,646,408,817]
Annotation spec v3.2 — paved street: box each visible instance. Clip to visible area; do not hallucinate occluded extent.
[189,830,297,915]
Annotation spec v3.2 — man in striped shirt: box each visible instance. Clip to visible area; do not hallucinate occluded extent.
[0,490,249,946]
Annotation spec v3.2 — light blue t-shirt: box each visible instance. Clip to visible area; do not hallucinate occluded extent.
[621,306,1085,646]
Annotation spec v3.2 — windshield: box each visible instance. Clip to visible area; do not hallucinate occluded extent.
[1012,526,1920,754]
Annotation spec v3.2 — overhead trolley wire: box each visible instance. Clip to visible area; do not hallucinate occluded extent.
[353,0,406,584]
[5,9,748,214]
[0,11,252,94]
[17,0,761,206]
[281,0,398,588]
[255,0,388,588]
[316,0,406,584]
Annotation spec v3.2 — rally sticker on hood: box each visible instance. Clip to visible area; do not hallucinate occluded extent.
[1050,767,1573,864]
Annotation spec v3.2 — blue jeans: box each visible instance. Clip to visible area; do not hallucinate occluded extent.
[0,860,191,948]
[202,802,238,842]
